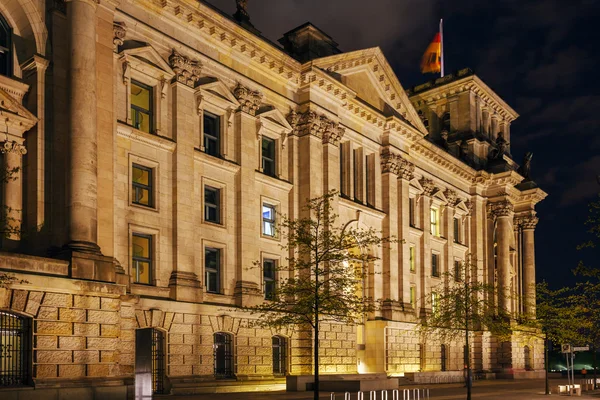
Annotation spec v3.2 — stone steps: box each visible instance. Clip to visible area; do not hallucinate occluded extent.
[166,378,286,395]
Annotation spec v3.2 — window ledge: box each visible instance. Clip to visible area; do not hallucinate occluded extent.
[129,202,160,214]
[431,235,447,245]
[117,122,176,152]
[453,241,469,251]
[202,220,227,230]
[255,170,293,191]
[338,196,386,219]
[194,149,240,173]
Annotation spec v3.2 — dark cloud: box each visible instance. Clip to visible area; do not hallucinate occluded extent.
[560,156,600,206]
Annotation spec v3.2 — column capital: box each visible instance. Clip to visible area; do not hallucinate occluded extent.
[380,148,414,180]
[420,177,436,196]
[444,189,458,206]
[233,83,262,116]
[487,200,514,219]
[0,141,27,155]
[515,214,539,230]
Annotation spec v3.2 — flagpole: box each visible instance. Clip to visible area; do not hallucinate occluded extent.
[440,18,445,77]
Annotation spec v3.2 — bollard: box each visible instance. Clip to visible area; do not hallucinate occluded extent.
[402,388,410,400]
[380,390,388,400]
[358,391,364,400]
[331,393,336,400]
[345,392,352,400]
[392,389,399,400]
[369,390,377,400]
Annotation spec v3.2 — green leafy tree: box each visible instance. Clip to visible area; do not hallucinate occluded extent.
[420,256,511,400]
[244,191,394,400]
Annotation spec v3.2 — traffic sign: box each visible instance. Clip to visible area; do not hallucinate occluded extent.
[561,344,572,353]
[573,346,590,352]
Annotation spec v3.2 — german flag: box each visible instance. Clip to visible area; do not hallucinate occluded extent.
[420,32,442,74]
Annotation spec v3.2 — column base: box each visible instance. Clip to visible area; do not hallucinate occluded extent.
[58,248,117,283]
[234,280,262,307]
[169,271,201,302]
[64,240,102,254]
[381,299,404,321]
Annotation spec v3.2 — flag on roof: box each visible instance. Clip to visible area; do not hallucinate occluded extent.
[420,32,442,74]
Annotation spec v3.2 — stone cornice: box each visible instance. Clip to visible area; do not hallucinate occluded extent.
[410,139,477,185]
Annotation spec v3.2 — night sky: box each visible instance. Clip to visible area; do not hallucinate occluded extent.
[206,0,600,289]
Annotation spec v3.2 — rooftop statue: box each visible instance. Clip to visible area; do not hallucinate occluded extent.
[518,151,533,179]
[489,131,509,160]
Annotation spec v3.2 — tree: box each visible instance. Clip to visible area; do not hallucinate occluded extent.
[420,256,511,400]
[244,191,394,400]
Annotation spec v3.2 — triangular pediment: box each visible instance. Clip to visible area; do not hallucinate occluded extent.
[311,48,427,133]
[432,189,448,204]
[120,44,174,76]
[256,107,293,133]
[0,84,37,133]
[409,177,424,192]
[197,79,240,108]
[455,200,470,214]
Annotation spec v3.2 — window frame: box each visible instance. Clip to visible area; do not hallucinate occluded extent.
[203,111,221,157]
[132,232,153,285]
[431,292,439,313]
[130,79,154,134]
[129,155,159,211]
[204,247,221,294]
[204,185,221,225]
[454,259,462,282]
[263,258,277,300]
[409,245,416,273]
[453,217,460,243]
[261,136,276,177]
[132,163,154,208]
[431,252,440,278]
[430,207,440,237]
[409,285,416,309]
[261,202,277,239]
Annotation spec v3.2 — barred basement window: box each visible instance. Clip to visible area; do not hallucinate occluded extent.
[214,332,233,378]
[441,344,447,372]
[272,336,287,375]
[0,311,31,387]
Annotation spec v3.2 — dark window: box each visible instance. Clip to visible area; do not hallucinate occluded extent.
[419,343,425,371]
[409,198,416,227]
[214,333,234,378]
[203,112,221,157]
[353,149,359,201]
[131,80,153,133]
[0,312,31,387]
[204,186,220,224]
[205,247,220,294]
[263,259,276,300]
[272,336,287,375]
[524,346,532,370]
[454,218,460,243]
[441,344,447,372]
[454,260,462,282]
[0,15,12,77]
[262,137,276,177]
[132,234,152,284]
[262,204,276,237]
[431,253,439,277]
[442,112,451,132]
[365,154,374,207]
[132,164,153,207]
[339,144,345,195]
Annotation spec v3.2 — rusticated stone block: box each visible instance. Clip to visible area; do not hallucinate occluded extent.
[170,323,192,334]
[169,354,184,365]
[88,310,119,324]
[248,337,261,347]
[197,345,212,356]
[59,308,86,322]
[342,325,353,333]
[237,365,255,375]
[256,346,270,356]
[59,336,86,350]
[237,356,249,365]
[169,334,184,344]
[248,355,262,365]
[120,305,135,318]
[74,323,99,336]
[120,318,136,330]
[101,351,118,363]
[37,350,72,363]
[59,364,85,378]
[196,325,213,335]
[256,365,271,374]
[238,346,255,356]
[36,335,58,349]
[73,350,99,363]
[121,329,134,341]
[262,338,271,347]
[169,365,192,376]
[120,340,134,353]
[184,334,196,345]
[87,337,118,350]
[331,324,342,332]
[100,324,119,337]
[37,306,58,320]
[74,295,100,309]
[36,364,57,378]
[193,365,212,375]
[88,364,110,377]
[25,291,44,316]
[172,314,184,324]
[100,297,120,311]
[43,293,71,307]
[36,321,72,335]
[183,354,198,365]
[169,344,193,355]
[183,314,199,324]
[119,352,134,365]
[11,290,28,311]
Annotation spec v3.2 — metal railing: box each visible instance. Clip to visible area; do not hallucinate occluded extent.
[330,388,431,400]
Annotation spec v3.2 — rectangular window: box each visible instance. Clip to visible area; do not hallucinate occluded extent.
[131,80,153,133]
[132,233,152,284]
[204,186,221,224]
[132,164,153,208]
[409,245,416,273]
[262,204,276,237]
[205,247,220,294]
[262,137,276,177]
[365,153,375,207]
[409,198,416,227]
[430,207,439,237]
[353,149,359,201]
[454,260,462,282]
[340,144,345,196]
[410,286,416,308]
[263,259,276,300]
[454,217,460,243]
[431,253,440,277]
[203,112,221,157]
[431,292,439,313]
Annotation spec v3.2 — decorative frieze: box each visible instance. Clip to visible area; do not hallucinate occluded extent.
[420,178,436,196]
[0,141,27,155]
[233,83,262,116]
[113,22,126,52]
[168,49,202,88]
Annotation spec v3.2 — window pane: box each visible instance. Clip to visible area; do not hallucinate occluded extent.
[133,235,151,258]
[131,82,151,110]
[207,271,218,293]
[262,137,275,176]
[132,165,153,207]
[262,205,274,221]
[203,113,220,156]
[133,166,150,185]
[134,261,151,284]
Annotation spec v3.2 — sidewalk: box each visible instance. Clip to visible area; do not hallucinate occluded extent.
[156,379,600,399]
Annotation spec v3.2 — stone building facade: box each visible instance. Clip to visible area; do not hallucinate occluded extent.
[0,0,546,398]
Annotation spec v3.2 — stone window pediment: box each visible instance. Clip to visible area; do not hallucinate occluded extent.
[119,45,175,80]
[0,77,37,136]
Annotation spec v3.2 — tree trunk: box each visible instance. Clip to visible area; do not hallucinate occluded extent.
[314,263,319,400]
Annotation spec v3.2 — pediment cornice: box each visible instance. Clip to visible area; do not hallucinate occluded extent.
[0,76,37,134]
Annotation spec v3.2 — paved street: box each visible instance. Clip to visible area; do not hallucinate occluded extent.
[156,379,600,400]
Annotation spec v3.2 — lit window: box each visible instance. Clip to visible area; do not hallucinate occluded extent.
[430,207,439,236]
[203,112,221,157]
[0,311,31,387]
[263,259,276,300]
[431,292,439,313]
[410,286,416,309]
[0,15,12,77]
[409,245,416,273]
[262,204,276,237]
[132,234,152,284]
[204,186,221,224]
[262,137,276,177]
[454,217,460,243]
[132,164,153,207]
[205,247,220,294]
[131,80,153,133]
[431,253,440,277]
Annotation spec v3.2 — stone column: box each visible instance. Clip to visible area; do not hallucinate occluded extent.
[398,160,415,311]
[522,215,538,317]
[419,178,436,316]
[490,200,514,315]
[66,0,100,253]
[1,141,26,243]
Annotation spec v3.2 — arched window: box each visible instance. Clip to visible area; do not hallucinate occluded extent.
[214,332,234,378]
[524,345,532,370]
[0,311,32,387]
[272,336,287,375]
[441,112,451,132]
[0,14,12,76]
[441,344,447,371]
